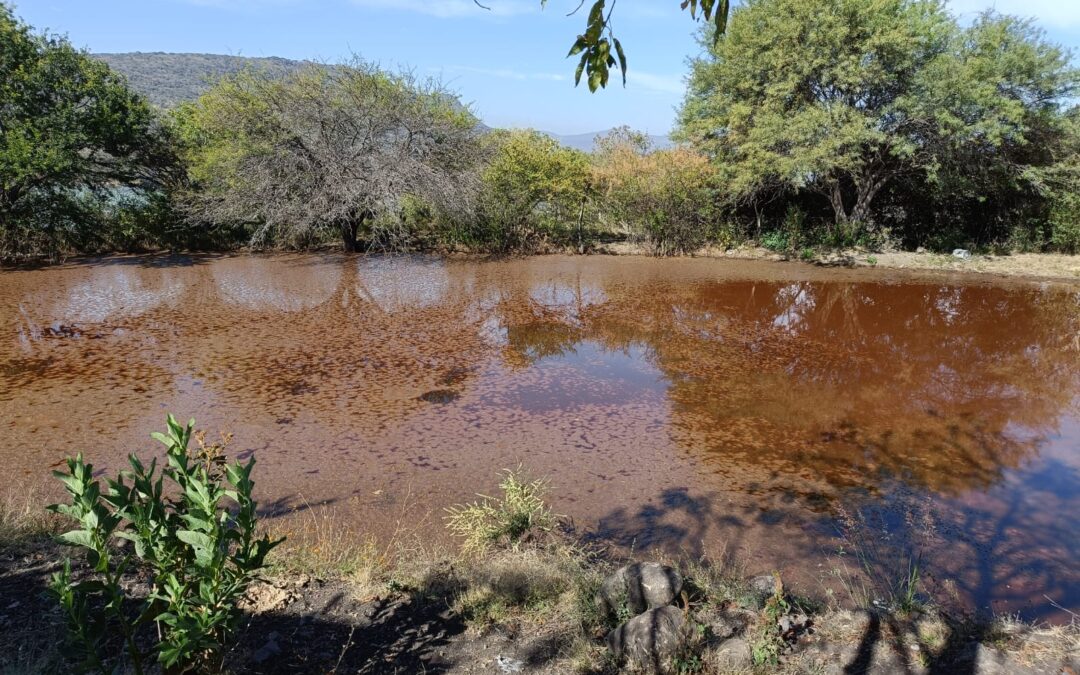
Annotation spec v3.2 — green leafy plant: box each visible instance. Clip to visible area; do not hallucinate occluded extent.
[445,467,556,554]
[867,255,878,266]
[751,573,790,667]
[48,415,281,674]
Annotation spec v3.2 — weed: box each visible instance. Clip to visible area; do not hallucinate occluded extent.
[445,467,556,554]
[48,415,281,674]
[750,573,788,667]
[866,255,878,266]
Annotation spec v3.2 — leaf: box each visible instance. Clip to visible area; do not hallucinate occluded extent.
[614,38,627,85]
[58,529,96,549]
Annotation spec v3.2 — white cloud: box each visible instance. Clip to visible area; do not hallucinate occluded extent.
[947,0,1080,28]
[350,0,535,18]
[436,65,565,81]
[627,71,684,95]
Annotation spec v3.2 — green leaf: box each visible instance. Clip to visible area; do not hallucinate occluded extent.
[58,529,96,549]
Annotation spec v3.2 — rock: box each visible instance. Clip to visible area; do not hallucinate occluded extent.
[709,636,751,671]
[252,637,281,664]
[750,575,778,597]
[495,655,524,673]
[952,248,971,259]
[607,606,687,675]
[916,246,927,254]
[598,562,682,618]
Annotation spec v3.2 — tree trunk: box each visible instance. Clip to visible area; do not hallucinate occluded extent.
[340,220,359,253]
[829,181,848,227]
[850,172,889,225]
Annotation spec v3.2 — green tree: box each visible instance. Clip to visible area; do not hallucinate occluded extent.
[473,129,592,250]
[0,4,176,260]
[176,60,484,252]
[677,0,1078,232]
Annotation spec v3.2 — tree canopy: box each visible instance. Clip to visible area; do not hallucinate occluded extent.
[677,0,1079,230]
[0,3,176,258]
[176,60,486,251]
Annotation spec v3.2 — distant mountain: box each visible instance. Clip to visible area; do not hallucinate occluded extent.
[92,53,673,149]
[543,130,674,153]
[93,52,308,108]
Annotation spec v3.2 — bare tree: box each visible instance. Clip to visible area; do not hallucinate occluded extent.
[180,58,485,252]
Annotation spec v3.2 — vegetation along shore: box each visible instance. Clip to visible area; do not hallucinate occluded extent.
[2,0,1079,673]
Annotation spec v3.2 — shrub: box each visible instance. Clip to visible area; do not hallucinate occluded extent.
[48,415,281,674]
[445,467,556,554]
[468,130,592,251]
[594,139,718,255]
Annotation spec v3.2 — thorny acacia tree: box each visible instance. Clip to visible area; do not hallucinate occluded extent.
[176,59,485,252]
[677,0,1078,229]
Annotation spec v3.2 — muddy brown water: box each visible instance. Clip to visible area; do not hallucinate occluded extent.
[2,254,1078,621]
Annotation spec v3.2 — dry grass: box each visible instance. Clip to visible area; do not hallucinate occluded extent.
[984,616,1080,667]
[263,488,442,600]
[0,490,60,549]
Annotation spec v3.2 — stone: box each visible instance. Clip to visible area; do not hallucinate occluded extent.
[598,562,683,618]
[709,636,751,671]
[607,606,687,675]
[750,575,778,597]
[952,248,971,259]
[495,655,524,673]
[252,637,281,664]
[915,246,927,254]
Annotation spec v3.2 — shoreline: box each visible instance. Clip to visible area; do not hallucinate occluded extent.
[2,522,1077,674]
[4,245,1079,284]
[3,482,1078,674]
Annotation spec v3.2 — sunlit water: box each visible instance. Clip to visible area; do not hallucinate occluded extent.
[1,254,1077,620]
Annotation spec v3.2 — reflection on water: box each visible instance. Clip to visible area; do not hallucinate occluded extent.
[1,254,1077,620]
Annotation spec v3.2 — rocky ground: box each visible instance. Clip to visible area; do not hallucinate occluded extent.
[2,534,1077,674]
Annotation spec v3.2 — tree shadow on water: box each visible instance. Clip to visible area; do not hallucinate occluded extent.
[584,487,747,559]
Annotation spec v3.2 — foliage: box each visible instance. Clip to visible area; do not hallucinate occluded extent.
[750,573,790,667]
[0,4,179,261]
[48,415,280,674]
[466,129,592,251]
[445,467,556,555]
[677,0,1080,249]
[594,130,719,254]
[175,58,486,252]
[537,0,730,91]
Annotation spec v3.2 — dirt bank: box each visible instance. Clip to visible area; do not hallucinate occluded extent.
[3,531,1077,674]
[595,242,1080,282]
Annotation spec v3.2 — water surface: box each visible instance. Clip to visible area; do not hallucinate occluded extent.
[1,254,1077,620]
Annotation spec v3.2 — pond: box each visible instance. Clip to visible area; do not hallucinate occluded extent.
[1,253,1077,621]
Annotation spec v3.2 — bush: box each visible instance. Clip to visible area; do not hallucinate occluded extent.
[48,415,280,674]
[467,130,592,252]
[594,138,719,255]
[445,468,556,554]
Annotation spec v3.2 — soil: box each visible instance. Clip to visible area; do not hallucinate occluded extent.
[595,242,1080,281]
[3,539,1077,674]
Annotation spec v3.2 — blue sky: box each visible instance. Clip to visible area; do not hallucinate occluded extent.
[10,0,1080,135]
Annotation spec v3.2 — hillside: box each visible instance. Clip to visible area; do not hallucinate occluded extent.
[92,52,673,149]
[92,52,307,108]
